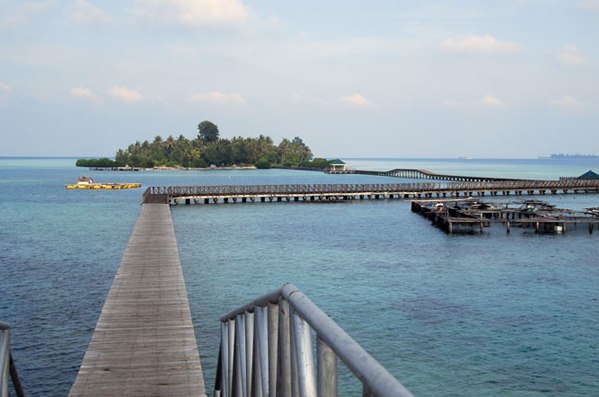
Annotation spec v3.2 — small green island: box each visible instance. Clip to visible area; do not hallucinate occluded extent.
[76,120,335,170]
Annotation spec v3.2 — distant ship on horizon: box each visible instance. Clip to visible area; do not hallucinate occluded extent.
[549,153,599,159]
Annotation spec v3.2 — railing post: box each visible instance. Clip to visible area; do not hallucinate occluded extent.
[220,322,230,397]
[268,303,279,396]
[277,299,292,397]
[290,314,300,397]
[253,326,264,397]
[317,338,337,397]
[235,314,247,397]
[1,324,9,397]
[10,354,25,397]
[292,311,316,397]
[245,312,255,397]
[256,306,270,396]
[0,323,25,397]
[214,343,223,397]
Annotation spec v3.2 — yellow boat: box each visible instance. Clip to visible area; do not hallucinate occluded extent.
[65,176,141,190]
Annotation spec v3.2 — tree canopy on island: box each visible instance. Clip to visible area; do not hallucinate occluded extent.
[76,120,332,169]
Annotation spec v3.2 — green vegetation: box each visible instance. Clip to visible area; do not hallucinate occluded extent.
[75,157,123,168]
[76,120,317,169]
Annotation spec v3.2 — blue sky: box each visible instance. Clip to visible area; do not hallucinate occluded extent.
[1,0,598,158]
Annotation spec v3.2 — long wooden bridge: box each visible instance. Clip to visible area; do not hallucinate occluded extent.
[143,179,599,205]
[354,168,521,182]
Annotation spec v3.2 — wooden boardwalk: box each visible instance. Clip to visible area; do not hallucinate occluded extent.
[69,204,206,397]
[143,179,599,205]
[355,168,520,182]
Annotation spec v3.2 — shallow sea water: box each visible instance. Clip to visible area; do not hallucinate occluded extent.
[1,157,599,396]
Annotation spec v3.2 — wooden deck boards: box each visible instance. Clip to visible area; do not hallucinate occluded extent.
[69,204,206,397]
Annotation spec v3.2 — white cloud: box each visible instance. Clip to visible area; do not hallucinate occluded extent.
[110,86,143,102]
[443,94,505,109]
[190,91,246,105]
[67,0,113,25]
[550,96,590,112]
[133,0,250,27]
[440,34,521,54]
[339,94,375,108]
[0,82,11,102]
[0,1,55,29]
[70,86,99,101]
[480,94,504,107]
[557,45,588,66]
[0,82,11,94]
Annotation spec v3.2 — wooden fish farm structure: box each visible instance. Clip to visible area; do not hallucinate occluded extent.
[411,199,599,234]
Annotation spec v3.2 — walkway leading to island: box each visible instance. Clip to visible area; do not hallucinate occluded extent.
[69,204,206,397]
[143,179,599,205]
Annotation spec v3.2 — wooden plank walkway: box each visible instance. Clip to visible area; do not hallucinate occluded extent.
[143,179,599,205]
[69,204,206,397]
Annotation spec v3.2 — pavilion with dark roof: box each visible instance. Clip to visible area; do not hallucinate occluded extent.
[578,170,599,179]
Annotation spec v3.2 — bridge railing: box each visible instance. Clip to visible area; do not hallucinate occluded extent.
[144,179,599,199]
[0,322,25,397]
[215,283,413,397]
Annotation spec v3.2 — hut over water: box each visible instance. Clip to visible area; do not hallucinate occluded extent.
[578,170,599,179]
[326,159,353,174]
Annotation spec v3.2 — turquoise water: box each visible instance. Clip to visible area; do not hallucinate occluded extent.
[1,157,599,396]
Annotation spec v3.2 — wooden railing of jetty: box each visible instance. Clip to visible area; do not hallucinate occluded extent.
[143,179,599,205]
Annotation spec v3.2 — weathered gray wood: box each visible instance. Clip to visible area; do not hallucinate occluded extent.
[69,204,206,397]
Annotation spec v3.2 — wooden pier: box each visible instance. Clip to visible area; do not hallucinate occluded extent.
[411,199,599,234]
[69,204,206,397]
[143,179,599,205]
[354,168,521,182]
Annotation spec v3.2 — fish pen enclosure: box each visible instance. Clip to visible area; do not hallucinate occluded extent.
[411,199,599,235]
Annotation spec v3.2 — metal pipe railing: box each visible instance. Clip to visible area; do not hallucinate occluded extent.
[215,283,414,397]
[0,322,25,397]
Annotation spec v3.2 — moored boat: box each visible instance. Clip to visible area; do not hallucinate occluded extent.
[65,176,141,190]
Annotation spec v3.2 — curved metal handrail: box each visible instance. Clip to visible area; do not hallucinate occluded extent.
[216,283,413,397]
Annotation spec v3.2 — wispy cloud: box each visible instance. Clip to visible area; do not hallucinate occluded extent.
[133,0,249,27]
[442,94,505,109]
[440,34,521,54]
[0,1,55,29]
[339,94,375,108]
[550,96,590,112]
[110,86,143,102]
[556,45,588,66]
[0,82,11,94]
[190,91,246,105]
[70,86,99,101]
[0,82,11,102]
[67,0,114,25]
